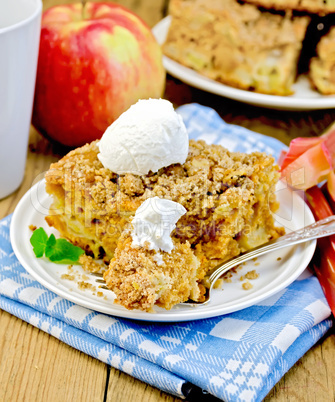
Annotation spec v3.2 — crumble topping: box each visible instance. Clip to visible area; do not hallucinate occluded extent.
[104,230,204,312]
[46,139,280,260]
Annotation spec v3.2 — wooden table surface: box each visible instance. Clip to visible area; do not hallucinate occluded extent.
[1,0,335,401]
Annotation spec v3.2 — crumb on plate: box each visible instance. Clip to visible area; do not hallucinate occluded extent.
[242,280,253,290]
[79,254,103,273]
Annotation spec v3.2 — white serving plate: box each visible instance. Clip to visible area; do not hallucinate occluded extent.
[10,179,316,322]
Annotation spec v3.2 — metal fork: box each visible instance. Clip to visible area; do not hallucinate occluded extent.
[91,215,335,306]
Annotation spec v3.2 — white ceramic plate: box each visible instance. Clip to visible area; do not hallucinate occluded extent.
[10,179,316,322]
[152,17,335,111]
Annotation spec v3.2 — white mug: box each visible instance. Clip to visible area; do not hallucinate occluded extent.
[0,0,42,199]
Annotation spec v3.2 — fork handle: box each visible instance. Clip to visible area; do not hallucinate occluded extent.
[208,215,335,288]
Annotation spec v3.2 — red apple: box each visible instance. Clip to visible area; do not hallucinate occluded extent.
[32,2,166,147]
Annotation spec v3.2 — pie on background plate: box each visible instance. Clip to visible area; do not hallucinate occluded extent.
[153,17,335,110]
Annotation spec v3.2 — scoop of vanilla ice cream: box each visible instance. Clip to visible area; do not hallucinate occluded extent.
[131,196,186,253]
[98,99,189,175]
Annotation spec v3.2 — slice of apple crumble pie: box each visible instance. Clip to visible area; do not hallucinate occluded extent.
[44,99,284,311]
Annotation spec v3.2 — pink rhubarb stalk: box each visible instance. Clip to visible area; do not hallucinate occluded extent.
[306,186,335,316]
[280,123,335,199]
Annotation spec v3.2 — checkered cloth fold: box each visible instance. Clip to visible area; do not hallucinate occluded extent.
[0,104,332,402]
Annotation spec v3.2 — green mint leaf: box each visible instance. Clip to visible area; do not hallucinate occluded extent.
[45,236,84,264]
[30,227,48,258]
[45,233,57,258]
[30,228,84,264]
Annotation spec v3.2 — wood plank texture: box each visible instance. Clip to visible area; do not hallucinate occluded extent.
[105,368,182,402]
[0,0,334,401]
[0,310,106,402]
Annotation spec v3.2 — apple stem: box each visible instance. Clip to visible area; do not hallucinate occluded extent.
[82,0,86,19]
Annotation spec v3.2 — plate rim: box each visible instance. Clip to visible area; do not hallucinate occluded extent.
[152,16,335,111]
[10,179,316,322]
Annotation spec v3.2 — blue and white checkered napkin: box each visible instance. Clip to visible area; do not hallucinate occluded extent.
[0,104,333,402]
